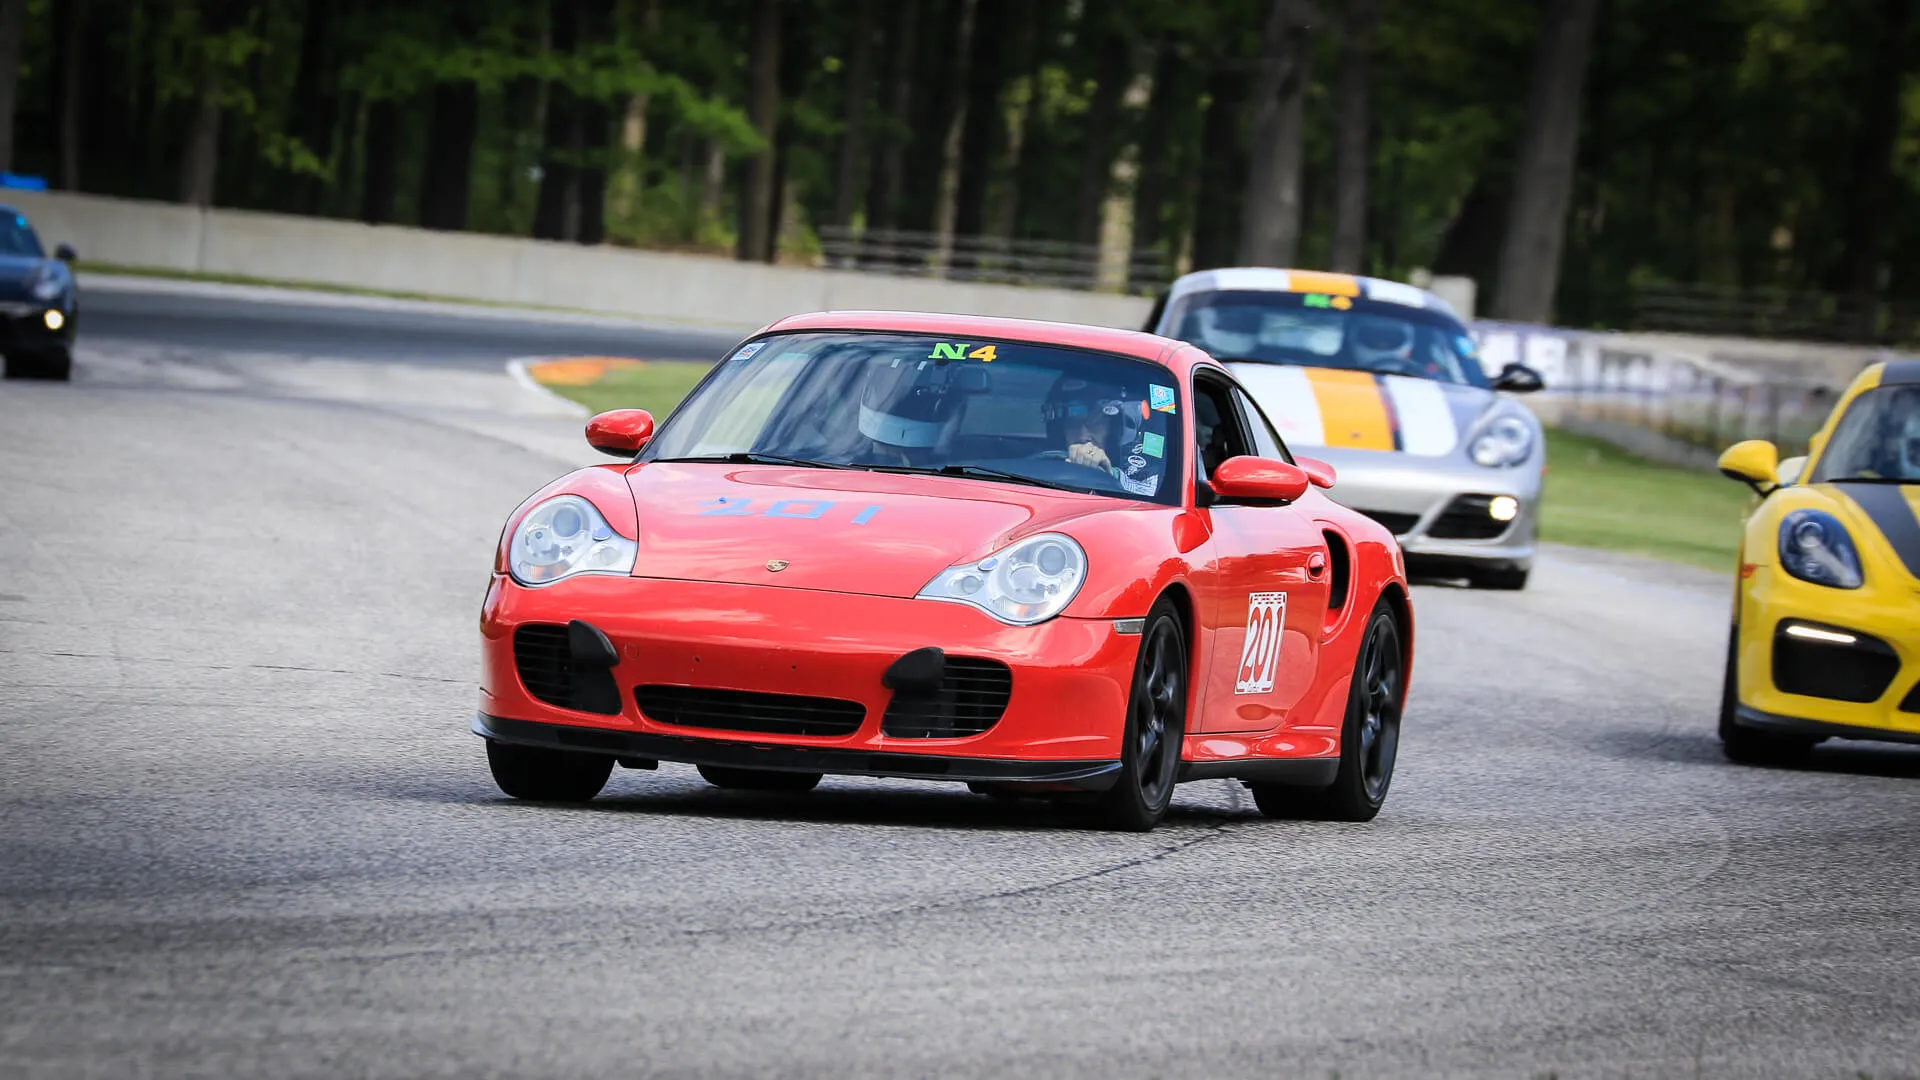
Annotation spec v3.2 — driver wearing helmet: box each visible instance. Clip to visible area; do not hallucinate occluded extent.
[856,357,969,465]
[1350,314,1419,375]
[1043,377,1132,474]
[1887,390,1920,479]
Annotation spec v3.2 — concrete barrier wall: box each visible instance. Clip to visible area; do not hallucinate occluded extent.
[6,189,1154,332]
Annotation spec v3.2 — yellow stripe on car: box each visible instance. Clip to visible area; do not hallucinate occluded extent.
[1305,368,1396,451]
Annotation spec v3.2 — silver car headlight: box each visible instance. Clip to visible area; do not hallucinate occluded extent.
[30,273,62,301]
[1469,415,1534,467]
[508,495,637,585]
[918,532,1087,625]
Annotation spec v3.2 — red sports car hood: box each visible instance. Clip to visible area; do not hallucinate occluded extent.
[621,462,1110,598]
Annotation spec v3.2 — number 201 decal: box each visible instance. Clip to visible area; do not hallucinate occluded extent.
[698,498,882,525]
[1235,591,1287,695]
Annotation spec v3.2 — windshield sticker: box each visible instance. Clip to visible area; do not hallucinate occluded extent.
[1301,293,1354,311]
[1149,384,1177,413]
[1140,431,1165,458]
[925,342,1000,362]
[1235,591,1287,695]
[732,341,767,361]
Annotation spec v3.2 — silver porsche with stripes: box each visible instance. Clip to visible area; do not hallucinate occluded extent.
[1146,268,1548,590]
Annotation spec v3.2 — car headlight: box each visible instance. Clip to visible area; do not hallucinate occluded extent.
[29,274,62,301]
[1469,415,1534,467]
[1777,510,1862,589]
[508,495,637,585]
[918,532,1087,625]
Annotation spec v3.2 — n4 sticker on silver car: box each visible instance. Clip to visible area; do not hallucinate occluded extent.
[1235,591,1287,695]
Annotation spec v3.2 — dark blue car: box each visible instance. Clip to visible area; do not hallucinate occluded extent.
[0,205,77,380]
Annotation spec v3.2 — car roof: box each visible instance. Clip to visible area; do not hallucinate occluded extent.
[1164,267,1465,325]
[762,310,1198,373]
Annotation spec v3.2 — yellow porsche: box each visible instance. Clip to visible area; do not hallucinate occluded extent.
[1716,361,1920,764]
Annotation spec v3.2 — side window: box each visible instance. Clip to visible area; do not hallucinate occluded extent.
[1191,375,1253,480]
[1231,388,1294,463]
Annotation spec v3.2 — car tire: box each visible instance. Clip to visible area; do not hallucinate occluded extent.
[1470,566,1528,590]
[697,765,822,792]
[1250,597,1403,822]
[4,346,72,381]
[1717,626,1815,767]
[1097,597,1188,832]
[486,740,614,801]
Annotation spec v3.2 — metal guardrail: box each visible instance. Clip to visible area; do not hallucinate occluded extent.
[817,226,1170,294]
[1630,283,1920,347]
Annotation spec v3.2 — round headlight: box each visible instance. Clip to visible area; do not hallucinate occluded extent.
[918,533,1088,625]
[1470,415,1534,468]
[508,495,637,585]
[30,276,63,301]
[1777,509,1862,589]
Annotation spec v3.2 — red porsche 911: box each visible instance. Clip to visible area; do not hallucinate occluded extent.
[474,311,1413,830]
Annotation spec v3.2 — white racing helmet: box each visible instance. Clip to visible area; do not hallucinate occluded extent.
[858,357,972,449]
[1351,314,1415,370]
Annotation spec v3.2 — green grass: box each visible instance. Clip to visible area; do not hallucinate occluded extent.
[1540,428,1753,571]
[545,361,714,418]
[541,369,1755,571]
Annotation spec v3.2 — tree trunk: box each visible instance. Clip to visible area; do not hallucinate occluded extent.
[360,99,399,223]
[900,0,963,236]
[1838,0,1913,299]
[178,69,223,206]
[0,0,27,174]
[419,82,478,230]
[870,0,920,233]
[1492,0,1602,323]
[53,0,88,190]
[830,0,877,230]
[288,0,336,213]
[1329,0,1377,274]
[1132,45,1183,258]
[1237,0,1315,267]
[736,0,782,262]
[989,0,1050,240]
[1191,63,1246,271]
[951,0,1009,245]
[1073,31,1134,247]
[608,0,660,225]
[576,97,612,245]
[535,0,583,241]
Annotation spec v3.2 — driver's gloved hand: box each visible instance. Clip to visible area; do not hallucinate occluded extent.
[1067,442,1112,471]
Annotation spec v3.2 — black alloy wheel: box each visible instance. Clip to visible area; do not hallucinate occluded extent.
[1718,625,1816,767]
[1252,598,1403,822]
[1098,598,1188,831]
[697,765,823,792]
[486,740,614,802]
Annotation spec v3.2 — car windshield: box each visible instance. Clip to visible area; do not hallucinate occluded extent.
[0,214,43,257]
[1164,289,1489,387]
[1808,384,1920,484]
[640,332,1186,504]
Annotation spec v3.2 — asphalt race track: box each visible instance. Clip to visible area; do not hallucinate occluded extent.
[2,283,1916,1079]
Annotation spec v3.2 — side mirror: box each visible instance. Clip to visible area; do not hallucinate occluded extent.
[1717,439,1779,496]
[53,243,76,262]
[1209,455,1310,505]
[585,409,654,457]
[1777,455,1807,486]
[1492,362,1544,393]
[1295,456,1336,490]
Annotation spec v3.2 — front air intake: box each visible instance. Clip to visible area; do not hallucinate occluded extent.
[1771,623,1898,704]
[513,623,621,715]
[635,685,865,737]
[882,657,1013,738]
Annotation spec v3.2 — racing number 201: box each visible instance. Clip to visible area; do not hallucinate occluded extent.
[698,498,882,525]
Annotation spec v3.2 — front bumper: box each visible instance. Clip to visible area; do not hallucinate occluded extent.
[478,574,1139,770]
[1735,569,1920,740]
[0,299,75,351]
[1307,447,1541,569]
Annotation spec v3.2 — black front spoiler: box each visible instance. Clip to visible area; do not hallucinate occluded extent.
[1734,705,1920,747]
[474,712,1124,789]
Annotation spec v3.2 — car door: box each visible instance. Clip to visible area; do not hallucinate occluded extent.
[1189,370,1331,734]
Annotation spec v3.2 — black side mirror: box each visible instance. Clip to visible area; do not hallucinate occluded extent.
[53,243,76,262]
[1493,362,1544,393]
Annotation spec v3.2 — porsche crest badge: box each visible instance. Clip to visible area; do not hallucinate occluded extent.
[765,560,790,572]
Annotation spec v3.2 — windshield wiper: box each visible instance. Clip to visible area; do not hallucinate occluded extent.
[868,463,1092,493]
[1830,475,1915,485]
[650,452,855,470]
